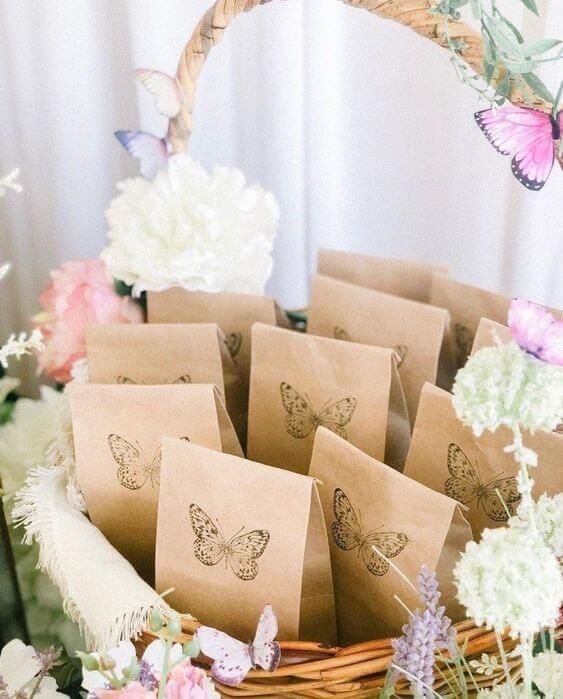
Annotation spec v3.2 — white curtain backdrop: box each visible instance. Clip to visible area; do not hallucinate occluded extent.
[1,0,562,393]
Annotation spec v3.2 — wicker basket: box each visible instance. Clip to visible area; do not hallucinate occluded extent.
[136,2,548,695]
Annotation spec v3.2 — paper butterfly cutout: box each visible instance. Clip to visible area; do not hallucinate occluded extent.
[196,605,281,687]
[224,332,243,360]
[475,105,562,191]
[331,488,408,576]
[116,375,192,385]
[445,443,520,522]
[333,327,408,368]
[454,323,474,365]
[279,382,357,440]
[189,504,270,581]
[108,434,190,490]
[135,68,182,119]
[115,130,169,180]
[508,298,563,366]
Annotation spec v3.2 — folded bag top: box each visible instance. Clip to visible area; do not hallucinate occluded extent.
[156,437,336,643]
[247,322,410,475]
[309,427,472,644]
[318,248,447,304]
[308,274,449,423]
[67,382,241,585]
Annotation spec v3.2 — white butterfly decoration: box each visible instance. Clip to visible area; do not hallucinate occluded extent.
[195,605,281,687]
[116,68,183,178]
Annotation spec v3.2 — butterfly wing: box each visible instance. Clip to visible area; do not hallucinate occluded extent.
[224,332,243,359]
[318,397,357,439]
[189,504,226,567]
[147,445,162,487]
[392,344,408,368]
[114,130,168,179]
[195,626,252,687]
[475,107,555,191]
[135,69,182,118]
[227,530,270,581]
[445,443,480,505]
[108,434,148,490]
[361,531,409,576]
[279,382,316,438]
[482,477,521,522]
[252,605,281,672]
[508,299,557,360]
[334,327,351,341]
[331,488,361,551]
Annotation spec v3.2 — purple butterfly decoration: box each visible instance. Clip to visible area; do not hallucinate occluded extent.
[508,299,563,366]
[475,105,562,191]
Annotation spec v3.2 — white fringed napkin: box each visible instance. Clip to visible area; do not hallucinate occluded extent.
[13,464,169,651]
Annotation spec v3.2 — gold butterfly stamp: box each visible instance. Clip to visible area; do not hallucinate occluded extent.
[333,327,408,368]
[331,488,408,576]
[117,375,192,385]
[224,332,243,360]
[108,434,190,490]
[279,382,357,440]
[445,443,520,521]
[189,504,270,581]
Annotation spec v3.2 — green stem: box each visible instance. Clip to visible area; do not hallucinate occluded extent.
[495,631,515,696]
[157,640,172,699]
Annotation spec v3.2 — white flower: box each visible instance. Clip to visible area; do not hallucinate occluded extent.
[533,650,563,698]
[103,154,279,297]
[81,639,183,692]
[510,493,563,557]
[0,639,41,694]
[70,357,89,383]
[453,343,563,437]
[455,526,563,638]
[0,261,11,281]
[0,169,23,196]
[477,685,527,698]
[0,329,44,369]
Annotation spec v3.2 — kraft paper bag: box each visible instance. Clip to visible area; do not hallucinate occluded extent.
[247,323,410,475]
[404,383,563,538]
[156,437,337,643]
[68,383,242,585]
[471,318,511,354]
[429,274,512,370]
[85,323,246,446]
[317,248,448,303]
[308,274,449,423]
[309,427,471,644]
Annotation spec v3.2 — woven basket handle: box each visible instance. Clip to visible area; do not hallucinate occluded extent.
[166,0,539,154]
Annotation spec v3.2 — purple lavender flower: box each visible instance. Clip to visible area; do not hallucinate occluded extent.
[138,660,158,691]
[417,566,457,655]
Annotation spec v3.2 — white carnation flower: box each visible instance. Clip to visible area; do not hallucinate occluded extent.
[103,155,279,297]
[533,650,563,698]
[455,526,563,639]
[510,493,563,557]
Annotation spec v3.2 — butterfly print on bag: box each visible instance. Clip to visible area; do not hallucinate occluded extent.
[224,332,243,360]
[331,488,408,576]
[333,327,408,368]
[445,443,521,522]
[189,503,270,581]
[108,434,190,490]
[196,605,281,687]
[279,382,357,440]
[117,374,192,385]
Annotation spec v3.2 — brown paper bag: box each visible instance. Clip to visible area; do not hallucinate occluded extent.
[404,383,563,538]
[308,274,449,423]
[156,437,336,642]
[68,383,242,584]
[309,427,471,643]
[85,323,246,446]
[471,318,511,354]
[247,323,410,475]
[317,248,448,303]
[147,289,288,447]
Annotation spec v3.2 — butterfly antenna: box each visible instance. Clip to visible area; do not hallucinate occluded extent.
[484,470,505,487]
[495,487,513,520]
[371,544,417,594]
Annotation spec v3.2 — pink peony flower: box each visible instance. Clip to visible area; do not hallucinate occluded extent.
[164,660,218,699]
[33,259,142,383]
[94,681,156,699]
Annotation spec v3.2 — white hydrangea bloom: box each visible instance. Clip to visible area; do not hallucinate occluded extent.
[510,493,563,557]
[455,526,563,639]
[103,155,279,297]
[453,343,563,437]
[533,650,563,698]
[477,685,527,698]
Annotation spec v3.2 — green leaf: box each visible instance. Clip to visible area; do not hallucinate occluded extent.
[517,0,539,15]
[0,401,14,425]
[522,73,555,104]
[499,15,524,44]
[484,59,496,84]
[497,71,512,97]
[469,0,480,18]
[522,38,562,57]
[505,58,538,74]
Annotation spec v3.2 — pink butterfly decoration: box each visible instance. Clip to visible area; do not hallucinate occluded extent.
[195,605,281,687]
[508,299,563,366]
[475,105,562,191]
